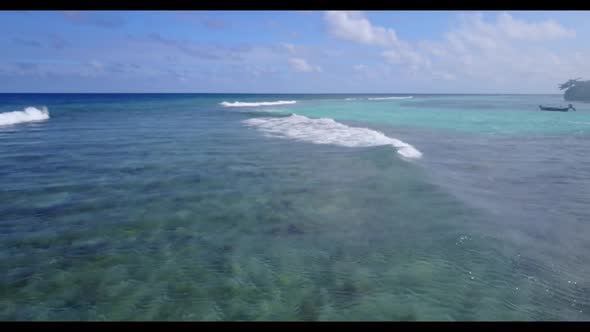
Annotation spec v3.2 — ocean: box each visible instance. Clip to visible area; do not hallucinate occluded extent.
[1,93,589,320]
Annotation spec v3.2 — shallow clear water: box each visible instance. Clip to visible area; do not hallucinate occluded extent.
[1,93,590,320]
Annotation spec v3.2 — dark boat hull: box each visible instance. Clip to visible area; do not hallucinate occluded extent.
[539,106,569,112]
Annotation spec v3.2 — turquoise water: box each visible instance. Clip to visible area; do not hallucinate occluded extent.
[290,95,590,135]
[1,93,590,320]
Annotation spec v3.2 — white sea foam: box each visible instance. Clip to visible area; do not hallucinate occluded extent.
[220,100,297,107]
[368,96,413,100]
[0,106,50,126]
[232,108,285,114]
[243,114,422,159]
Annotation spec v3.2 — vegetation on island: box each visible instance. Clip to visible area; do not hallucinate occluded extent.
[559,78,590,102]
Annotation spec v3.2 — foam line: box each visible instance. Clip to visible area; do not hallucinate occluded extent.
[0,106,50,126]
[220,100,297,107]
[243,114,422,158]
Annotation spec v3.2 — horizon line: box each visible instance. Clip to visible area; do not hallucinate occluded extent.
[0,92,563,95]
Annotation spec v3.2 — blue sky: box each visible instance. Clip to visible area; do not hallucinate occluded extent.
[1,10,589,93]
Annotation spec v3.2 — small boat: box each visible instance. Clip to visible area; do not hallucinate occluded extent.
[539,104,576,112]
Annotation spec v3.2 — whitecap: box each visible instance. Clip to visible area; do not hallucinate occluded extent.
[243,114,422,159]
[220,100,297,107]
[0,106,50,126]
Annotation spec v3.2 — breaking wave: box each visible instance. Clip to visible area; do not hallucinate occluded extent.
[220,100,297,107]
[0,106,50,126]
[243,114,422,159]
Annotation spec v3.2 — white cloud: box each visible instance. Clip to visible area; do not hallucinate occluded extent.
[324,11,584,92]
[497,12,576,41]
[353,64,368,72]
[419,40,449,57]
[289,57,321,73]
[432,71,457,81]
[352,64,384,81]
[381,42,431,71]
[281,43,296,53]
[442,12,575,54]
[430,13,580,83]
[324,11,398,47]
[324,11,430,71]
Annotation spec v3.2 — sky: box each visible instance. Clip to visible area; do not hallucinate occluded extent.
[1,10,589,93]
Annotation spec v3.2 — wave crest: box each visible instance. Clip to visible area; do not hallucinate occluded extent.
[0,106,50,126]
[220,100,297,107]
[243,114,422,159]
